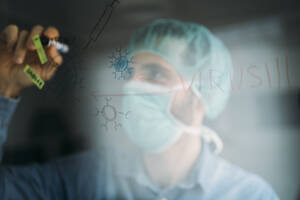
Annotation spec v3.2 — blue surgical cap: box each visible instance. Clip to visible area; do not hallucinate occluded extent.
[127,19,233,120]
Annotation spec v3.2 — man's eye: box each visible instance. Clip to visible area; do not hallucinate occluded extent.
[148,69,162,80]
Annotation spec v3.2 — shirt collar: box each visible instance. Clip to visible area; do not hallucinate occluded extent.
[182,138,218,191]
[116,138,218,192]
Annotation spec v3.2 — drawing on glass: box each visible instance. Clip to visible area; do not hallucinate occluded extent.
[95,96,130,130]
[108,47,135,80]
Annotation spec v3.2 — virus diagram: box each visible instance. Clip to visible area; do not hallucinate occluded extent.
[108,47,135,80]
[95,97,130,131]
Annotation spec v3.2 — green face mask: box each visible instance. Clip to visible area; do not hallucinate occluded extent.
[121,81,200,153]
[121,80,224,154]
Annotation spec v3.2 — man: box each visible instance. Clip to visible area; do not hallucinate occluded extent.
[0,19,279,199]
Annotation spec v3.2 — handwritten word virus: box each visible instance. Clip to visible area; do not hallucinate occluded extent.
[108,47,134,80]
[95,97,130,131]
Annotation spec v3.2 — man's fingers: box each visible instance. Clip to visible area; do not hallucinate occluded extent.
[0,25,19,51]
[39,45,62,80]
[14,30,29,64]
[26,25,44,50]
[41,26,61,67]
[44,26,60,39]
[47,45,63,66]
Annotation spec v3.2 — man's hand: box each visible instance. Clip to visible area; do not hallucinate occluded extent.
[0,25,63,98]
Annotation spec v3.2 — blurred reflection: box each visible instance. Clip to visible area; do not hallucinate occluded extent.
[104,19,279,199]
[2,0,298,197]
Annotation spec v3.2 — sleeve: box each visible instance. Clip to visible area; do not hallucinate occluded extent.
[0,95,20,162]
[0,95,65,199]
[0,95,106,200]
[0,150,105,200]
[0,162,65,200]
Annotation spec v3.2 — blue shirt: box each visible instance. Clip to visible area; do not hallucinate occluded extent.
[0,95,279,199]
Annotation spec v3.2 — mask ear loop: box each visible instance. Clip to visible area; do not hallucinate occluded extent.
[191,83,223,154]
[199,126,223,154]
[167,81,223,154]
[166,90,223,154]
[166,84,202,135]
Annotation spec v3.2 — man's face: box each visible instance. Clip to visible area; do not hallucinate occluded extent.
[130,52,206,128]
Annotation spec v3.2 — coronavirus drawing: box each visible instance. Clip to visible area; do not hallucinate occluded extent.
[96,97,130,131]
[108,47,135,80]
